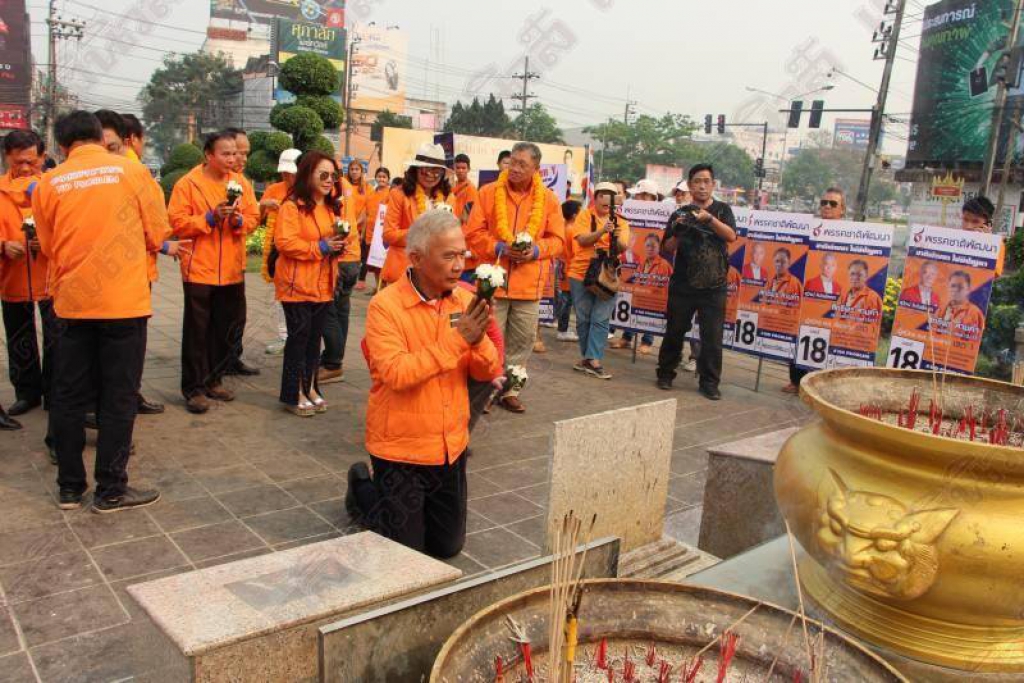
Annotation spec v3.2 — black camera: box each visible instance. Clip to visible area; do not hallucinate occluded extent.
[673,204,712,235]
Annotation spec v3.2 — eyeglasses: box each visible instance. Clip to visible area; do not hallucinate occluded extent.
[318,171,339,182]
[820,199,840,208]
[689,178,713,185]
[419,167,443,176]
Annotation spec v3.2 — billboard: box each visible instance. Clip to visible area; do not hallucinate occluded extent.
[906,0,1018,167]
[210,0,345,26]
[832,119,870,150]
[274,19,346,101]
[0,0,31,130]
[350,24,406,113]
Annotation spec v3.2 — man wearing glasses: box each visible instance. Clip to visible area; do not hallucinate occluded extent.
[783,187,845,394]
[656,164,737,400]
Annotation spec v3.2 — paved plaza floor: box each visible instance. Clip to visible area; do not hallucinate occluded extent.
[0,263,810,682]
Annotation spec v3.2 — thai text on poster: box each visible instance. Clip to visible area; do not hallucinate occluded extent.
[610,199,676,335]
[721,206,751,349]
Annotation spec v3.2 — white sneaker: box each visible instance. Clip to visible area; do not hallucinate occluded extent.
[265,340,286,356]
[683,358,697,373]
[539,321,557,329]
[557,331,579,342]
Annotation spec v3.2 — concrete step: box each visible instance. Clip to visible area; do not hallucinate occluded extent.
[618,537,720,580]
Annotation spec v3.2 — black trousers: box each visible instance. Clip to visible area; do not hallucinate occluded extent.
[789,363,808,386]
[181,283,246,398]
[657,286,727,389]
[50,318,146,498]
[353,453,468,558]
[280,301,329,405]
[2,299,57,403]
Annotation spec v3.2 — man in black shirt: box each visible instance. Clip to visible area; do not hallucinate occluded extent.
[656,164,737,400]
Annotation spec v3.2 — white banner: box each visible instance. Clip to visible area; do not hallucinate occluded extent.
[366,203,388,269]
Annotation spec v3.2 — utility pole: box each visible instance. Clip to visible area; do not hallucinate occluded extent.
[996,102,1023,226]
[44,0,85,150]
[854,0,906,221]
[343,34,361,159]
[982,0,1024,197]
[623,86,637,125]
[509,56,539,139]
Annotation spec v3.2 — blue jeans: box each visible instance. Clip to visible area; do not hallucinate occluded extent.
[621,331,654,346]
[570,278,615,361]
[554,289,572,333]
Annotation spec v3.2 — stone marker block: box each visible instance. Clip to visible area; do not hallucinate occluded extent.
[129,532,460,683]
[547,399,676,553]
[698,427,798,559]
[318,537,620,683]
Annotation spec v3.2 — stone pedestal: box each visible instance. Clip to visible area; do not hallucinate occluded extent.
[698,427,798,558]
[128,533,460,683]
[546,399,676,553]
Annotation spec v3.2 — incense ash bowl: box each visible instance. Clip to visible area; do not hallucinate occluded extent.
[431,580,904,681]
[775,368,1024,672]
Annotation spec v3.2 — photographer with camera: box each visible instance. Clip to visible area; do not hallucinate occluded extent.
[656,164,737,400]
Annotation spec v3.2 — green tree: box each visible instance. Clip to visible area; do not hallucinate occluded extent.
[279,53,339,97]
[371,109,413,142]
[140,52,242,158]
[160,142,202,177]
[443,95,513,138]
[511,103,564,144]
[270,54,343,153]
[780,146,898,212]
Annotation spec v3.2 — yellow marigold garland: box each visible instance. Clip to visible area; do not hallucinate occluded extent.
[494,171,546,245]
[415,183,447,216]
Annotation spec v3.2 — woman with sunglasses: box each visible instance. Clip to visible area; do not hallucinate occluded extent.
[274,151,350,416]
[379,142,453,285]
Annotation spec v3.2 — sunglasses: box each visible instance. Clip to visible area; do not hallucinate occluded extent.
[318,171,339,182]
[820,199,840,208]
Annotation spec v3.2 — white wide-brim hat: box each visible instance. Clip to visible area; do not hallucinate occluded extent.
[406,142,449,170]
[627,178,661,196]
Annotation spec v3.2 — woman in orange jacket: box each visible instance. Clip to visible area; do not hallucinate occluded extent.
[379,142,454,285]
[356,167,391,291]
[274,151,349,417]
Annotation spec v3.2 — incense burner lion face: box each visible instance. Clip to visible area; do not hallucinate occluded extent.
[816,470,959,601]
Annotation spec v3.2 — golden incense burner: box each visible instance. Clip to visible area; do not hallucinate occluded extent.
[775,368,1024,672]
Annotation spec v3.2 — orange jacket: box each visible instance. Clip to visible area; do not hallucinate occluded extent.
[32,144,170,319]
[0,173,48,302]
[566,211,631,280]
[380,186,452,284]
[452,180,478,223]
[364,273,502,465]
[364,186,390,241]
[259,180,291,283]
[273,200,340,303]
[168,165,259,286]
[465,180,565,300]
[342,177,370,236]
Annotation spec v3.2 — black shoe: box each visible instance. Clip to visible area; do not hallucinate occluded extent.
[7,397,40,417]
[225,361,260,376]
[84,413,98,430]
[58,488,85,510]
[345,463,371,522]
[137,395,165,415]
[47,445,57,465]
[0,409,21,430]
[92,487,160,514]
[656,377,673,391]
[699,385,722,401]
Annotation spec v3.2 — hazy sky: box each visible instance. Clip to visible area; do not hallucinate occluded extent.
[29,0,926,154]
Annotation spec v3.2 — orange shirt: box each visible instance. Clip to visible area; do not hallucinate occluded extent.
[838,287,882,319]
[364,186,390,240]
[273,200,338,303]
[465,179,565,300]
[769,272,803,297]
[639,255,674,278]
[342,177,370,234]
[566,211,631,281]
[939,301,986,339]
[0,173,48,302]
[364,273,502,466]
[452,179,478,223]
[32,144,170,319]
[380,186,452,284]
[260,180,291,283]
[167,165,259,286]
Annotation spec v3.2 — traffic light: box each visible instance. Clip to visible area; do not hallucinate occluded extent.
[755,158,765,178]
[787,100,804,129]
[717,114,726,134]
[809,100,825,129]
[704,115,713,135]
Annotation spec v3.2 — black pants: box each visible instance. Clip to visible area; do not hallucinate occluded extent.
[789,363,808,386]
[50,318,146,498]
[280,301,329,405]
[353,453,468,558]
[657,286,727,389]
[181,283,246,398]
[2,299,57,403]
[321,262,360,370]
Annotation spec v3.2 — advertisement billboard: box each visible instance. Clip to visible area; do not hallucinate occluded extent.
[275,19,346,71]
[906,0,1018,167]
[210,0,344,26]
[832,119,870,150]
[0,0,31,130]
[350,24,407,113]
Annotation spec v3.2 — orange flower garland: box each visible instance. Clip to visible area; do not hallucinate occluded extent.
[415,183,447,216]
[494,171,546,245]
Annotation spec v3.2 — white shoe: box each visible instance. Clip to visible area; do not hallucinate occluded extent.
[557,331,579,342]
[539,321,557,329]
[265,340,286,356]
[683,358,697,373]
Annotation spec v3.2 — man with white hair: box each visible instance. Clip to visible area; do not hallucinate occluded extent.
[346,209,502,557]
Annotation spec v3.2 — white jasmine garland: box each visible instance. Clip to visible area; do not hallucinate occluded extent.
[334,219,351,237]
[511,231,533,250]
[226,180,244,202]
[474,263,506,301]
[505,365,529,392]
[22,217,34,228]
[433,202,454,214]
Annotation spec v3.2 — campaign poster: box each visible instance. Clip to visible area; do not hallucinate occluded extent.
[795,220,894,371]
[734,211,814,361]
[888,225,1002,373]
[721,206,751,349]
[366,203,388,269]
[610,200,676,335]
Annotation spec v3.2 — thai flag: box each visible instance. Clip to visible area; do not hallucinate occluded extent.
[582,144,595,208]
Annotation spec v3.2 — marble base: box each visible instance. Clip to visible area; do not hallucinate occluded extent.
[698,427,798,558]
[547,399,676,553]
[128,533,460,682]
